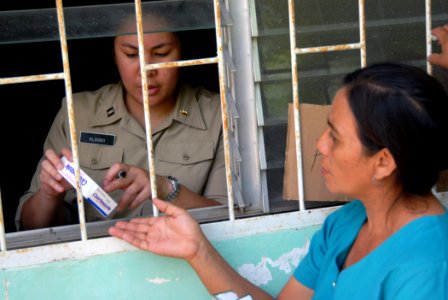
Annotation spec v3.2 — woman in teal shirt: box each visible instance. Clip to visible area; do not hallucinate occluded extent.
[295,200,448,299]
[108,62,448,300]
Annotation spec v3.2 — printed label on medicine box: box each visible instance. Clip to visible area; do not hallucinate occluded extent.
[58,156,117,217]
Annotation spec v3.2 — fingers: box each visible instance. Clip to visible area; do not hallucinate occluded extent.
[103,163,139,190]
[40,158,63,181]
[128,184,152,209]
[103,165,152,211]
[115,218,156,233]
[38,148,80,199]
[108,226,150,250]
[153,198,185,217]
[429,25,448,69]
[109,219,156,251]
[103,163,128,186]
[115,182,151,211]
[109,221,146,234]
[129,217,159,227]
[45,149,65,170]
[40,153,68,194]
[60,148,73,162]
[428,53,444,67]
[432,25,448,44]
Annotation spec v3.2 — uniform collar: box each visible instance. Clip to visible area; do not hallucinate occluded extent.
[89,82,207,131]
[171,84,207,130]
[90,82,128,127]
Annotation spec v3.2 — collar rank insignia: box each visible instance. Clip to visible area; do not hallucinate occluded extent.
[107,107,115,117]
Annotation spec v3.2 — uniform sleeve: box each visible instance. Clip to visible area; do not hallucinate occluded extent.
[15,102,70,230]
[383,261,448,300]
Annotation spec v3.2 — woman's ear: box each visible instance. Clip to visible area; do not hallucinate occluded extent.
[373,148,397,180]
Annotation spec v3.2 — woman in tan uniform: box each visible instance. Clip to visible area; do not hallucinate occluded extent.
[16,29,226,230]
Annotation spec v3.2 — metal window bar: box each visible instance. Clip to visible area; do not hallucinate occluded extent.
[287,0,367,211]
[56,0,89,243]
[0,0,236,251]
[426,0,433,74]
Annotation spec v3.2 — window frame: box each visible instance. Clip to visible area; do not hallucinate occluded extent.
[1,0,447,252]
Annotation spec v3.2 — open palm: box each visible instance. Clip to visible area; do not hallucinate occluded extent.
[109,198,204,261]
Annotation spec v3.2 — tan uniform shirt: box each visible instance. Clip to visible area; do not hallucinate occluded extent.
[15,82,226,229]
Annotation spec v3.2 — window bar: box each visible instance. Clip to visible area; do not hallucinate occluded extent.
[288,0,366,210]
[287,0,305,211]
[426,0,433,74]
[134,0,234,219]
[358,0,367,67]
[134,0,159,215]
[144,57,219,70]
[214,0,235,221]
[0,73,65,85]
[56,0,88,241]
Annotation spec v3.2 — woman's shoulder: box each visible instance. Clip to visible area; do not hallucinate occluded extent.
[383,210,448,276]
[61,83,123,120]
[322,200,366,232]
[327,200,365,220]
[73,82,122,103]
[60,82,123,112]
[179,84,221,117]
[182,84,219,105]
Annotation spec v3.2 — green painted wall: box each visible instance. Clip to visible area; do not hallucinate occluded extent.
[0,225,320,299]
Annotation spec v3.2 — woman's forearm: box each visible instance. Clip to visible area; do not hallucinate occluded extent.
[188,236,274,300]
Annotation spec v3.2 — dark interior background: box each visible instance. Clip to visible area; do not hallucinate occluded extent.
[0,0,219,233]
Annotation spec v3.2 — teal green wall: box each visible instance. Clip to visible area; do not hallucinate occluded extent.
[0,225,320,300]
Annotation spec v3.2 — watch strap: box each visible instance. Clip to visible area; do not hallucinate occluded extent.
[164,176,180,202]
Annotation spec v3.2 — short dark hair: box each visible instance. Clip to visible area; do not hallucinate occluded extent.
[343,62,448,196]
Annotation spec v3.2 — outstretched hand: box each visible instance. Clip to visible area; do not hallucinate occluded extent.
[108,198,205,262]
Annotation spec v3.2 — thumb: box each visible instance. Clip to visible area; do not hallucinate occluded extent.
[61,148,74,162]
[428,53,444,66]
[153,198,181,216]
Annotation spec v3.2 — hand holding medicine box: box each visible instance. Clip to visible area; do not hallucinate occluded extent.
[58,156,117,217]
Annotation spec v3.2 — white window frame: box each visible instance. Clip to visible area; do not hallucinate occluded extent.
[1,0,447,252]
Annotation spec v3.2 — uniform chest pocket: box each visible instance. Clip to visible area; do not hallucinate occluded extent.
[156,141,214,165]
[78,144,124,170]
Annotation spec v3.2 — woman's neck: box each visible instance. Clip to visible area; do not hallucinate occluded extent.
[362,190,443,236]
[343,191,444,269]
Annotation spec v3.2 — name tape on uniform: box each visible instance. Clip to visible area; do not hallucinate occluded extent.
[80,131,116,146]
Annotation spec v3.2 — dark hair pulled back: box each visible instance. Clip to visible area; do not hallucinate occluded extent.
[343,62,448,195]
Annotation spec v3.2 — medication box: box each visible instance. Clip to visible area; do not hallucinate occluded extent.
[58,156,117,217]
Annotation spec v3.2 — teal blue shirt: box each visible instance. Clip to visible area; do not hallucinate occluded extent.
[294,200,448,299]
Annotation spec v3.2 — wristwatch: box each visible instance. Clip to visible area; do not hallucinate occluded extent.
[164,176,180,202]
